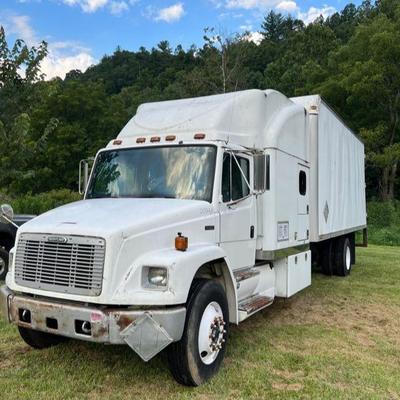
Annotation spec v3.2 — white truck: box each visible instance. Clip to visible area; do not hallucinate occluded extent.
[0,89,366,386]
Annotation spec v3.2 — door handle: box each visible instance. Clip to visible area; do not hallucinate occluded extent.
[250,225,255,239]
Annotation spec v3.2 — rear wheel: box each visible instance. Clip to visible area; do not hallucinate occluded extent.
[335,236,352,276]
[0,248,9,280]
[167,279,229,386]
[18,326,67,349]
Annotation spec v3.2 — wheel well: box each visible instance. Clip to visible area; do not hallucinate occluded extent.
[0,233,14,251]
[193,258,237,324]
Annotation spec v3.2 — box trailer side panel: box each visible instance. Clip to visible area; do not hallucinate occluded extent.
[315,100,366,240]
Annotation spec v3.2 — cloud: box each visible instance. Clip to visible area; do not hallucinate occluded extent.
[62,0,131,14]
[6,15,38,46]
[298,5,336,24]
[225,0,277,10]
[239,24,253,31]
[41,50,95,79]
[243,31,263,45]
[109,1,129,15]
[275,0,298,12]
[154,3,185,23]
[209,0,224,8]
[2,14,96,79]
[62,0,109,13]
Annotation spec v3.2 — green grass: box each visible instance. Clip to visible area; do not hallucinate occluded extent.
[1,245,400,399]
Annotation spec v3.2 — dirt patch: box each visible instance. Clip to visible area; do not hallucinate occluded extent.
[272,382,304,391]
[262,294,400,344]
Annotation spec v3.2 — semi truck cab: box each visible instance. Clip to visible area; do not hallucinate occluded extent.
[0,89,366,386]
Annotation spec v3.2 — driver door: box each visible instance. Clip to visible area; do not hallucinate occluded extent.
[219,152,257,270]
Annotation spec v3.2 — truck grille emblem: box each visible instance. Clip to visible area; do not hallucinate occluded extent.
[47,236,68,243]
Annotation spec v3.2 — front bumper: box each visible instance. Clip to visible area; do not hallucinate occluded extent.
[0,285,186,361]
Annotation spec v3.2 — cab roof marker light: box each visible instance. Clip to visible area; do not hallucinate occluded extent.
[150,136,161,143]
[136,137,146,143]
[194,133,206,140]
[165,135,176,141]
[113,139,122,145]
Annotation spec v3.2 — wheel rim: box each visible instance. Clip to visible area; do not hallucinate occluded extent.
[345,246,351,271]
[0,256,6,276]
[198,301,226,365]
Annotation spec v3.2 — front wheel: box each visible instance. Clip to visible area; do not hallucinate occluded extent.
[167,279,229,386]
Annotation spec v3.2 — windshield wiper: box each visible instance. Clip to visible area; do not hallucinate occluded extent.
[141,194,176,199]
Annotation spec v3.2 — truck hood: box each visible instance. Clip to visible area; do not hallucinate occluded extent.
[19,198,213,239]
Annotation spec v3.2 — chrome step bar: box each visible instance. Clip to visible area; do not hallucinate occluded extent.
[234,268,260,283]
[238,295,273,315]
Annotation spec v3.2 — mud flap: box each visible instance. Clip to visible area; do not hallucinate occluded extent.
[120,312,173,361]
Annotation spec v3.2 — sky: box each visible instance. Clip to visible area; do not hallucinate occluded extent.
[1,0,362,79]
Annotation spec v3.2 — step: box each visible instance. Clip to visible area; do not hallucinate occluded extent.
[238,295,274,315]
[234,268,260,283]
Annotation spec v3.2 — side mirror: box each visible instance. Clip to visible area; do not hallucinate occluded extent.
[0,204,14,224]
[79,158,94,195]
[254,154,270,193]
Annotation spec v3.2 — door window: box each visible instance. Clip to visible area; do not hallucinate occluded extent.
[222,153,250,202]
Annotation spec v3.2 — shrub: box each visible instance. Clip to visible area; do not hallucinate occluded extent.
[367,200,400,246]
[367,201,396,228]
[10,190,82,215]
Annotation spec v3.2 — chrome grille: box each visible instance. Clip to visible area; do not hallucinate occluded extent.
[15,233,105,296]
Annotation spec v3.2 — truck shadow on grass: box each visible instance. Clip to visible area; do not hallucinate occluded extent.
[2,249,400,399]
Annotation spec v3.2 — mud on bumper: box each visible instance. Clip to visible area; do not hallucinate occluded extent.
[0,285,186,361]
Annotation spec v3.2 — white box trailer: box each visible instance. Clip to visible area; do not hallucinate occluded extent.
[0,89,366,386]
[291,95,366,242]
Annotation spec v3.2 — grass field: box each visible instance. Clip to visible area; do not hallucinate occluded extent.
[0,245,399,399]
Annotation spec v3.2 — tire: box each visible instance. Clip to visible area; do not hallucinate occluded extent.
[0,248,9,281]
[321,240,335,276]
[18,326,67,349]
[167,279,229,386]
[335,236,352,277]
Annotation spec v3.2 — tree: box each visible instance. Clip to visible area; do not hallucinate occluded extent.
[261,11,304,42]
[0,26,48,88]
[194,28,247,94]
[0,26,49,194]
[320,8,400,200]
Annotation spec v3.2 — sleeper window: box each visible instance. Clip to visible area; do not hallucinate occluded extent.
[299,170,307,196]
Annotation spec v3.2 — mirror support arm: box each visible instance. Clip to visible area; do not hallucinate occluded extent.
[1,214,19,229]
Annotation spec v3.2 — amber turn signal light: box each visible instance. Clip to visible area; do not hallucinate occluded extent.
[175,232,188,251]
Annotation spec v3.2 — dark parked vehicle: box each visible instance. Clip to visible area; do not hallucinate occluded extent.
[0,215,35,280]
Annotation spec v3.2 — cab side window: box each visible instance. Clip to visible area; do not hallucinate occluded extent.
[232,156,249,200]
[222,153,231,202]
[222,153,250,202]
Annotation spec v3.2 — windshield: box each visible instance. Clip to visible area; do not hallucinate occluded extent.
[86,145,216,202]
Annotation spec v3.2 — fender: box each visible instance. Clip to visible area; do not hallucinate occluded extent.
[111,243,238,323]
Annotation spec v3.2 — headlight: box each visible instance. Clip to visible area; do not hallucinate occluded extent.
[143,267,168,289]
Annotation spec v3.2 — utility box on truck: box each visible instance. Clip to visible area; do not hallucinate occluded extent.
[0,89,366,386]
[291,95,366,242]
